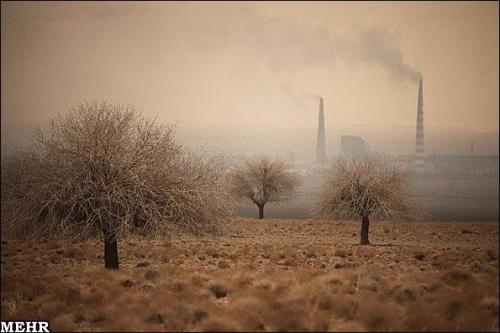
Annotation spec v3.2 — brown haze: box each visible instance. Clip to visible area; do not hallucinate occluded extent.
[1,1,498,156]
[1,3,499,332]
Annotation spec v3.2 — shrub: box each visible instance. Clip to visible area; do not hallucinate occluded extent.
[1,101,230,268]
[314,156,415,244]
[227,155,299,219]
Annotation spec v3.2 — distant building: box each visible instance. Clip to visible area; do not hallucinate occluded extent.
[382,154,499,176]
[340,135,368,157]
[428,155,499,176]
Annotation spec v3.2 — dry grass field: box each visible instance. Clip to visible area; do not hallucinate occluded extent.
[1,218,499,332]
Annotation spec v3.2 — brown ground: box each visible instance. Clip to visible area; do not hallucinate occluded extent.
[1,219,499,332]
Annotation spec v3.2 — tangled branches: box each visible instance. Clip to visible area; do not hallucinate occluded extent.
[227,155,299,219]
[1,101,230,242]
[314,155,415,244]
[314,156,414,221]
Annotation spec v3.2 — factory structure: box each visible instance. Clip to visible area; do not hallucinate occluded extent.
[239,79,498,220]
[414,78,425,173]
[340,135,369,157]
[313,79,498,176]
[316,97,326,163]
[314,97,369,162]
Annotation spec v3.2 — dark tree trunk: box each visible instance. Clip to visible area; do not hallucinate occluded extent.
[360,215,370,245]
[104,232,119,269]
[258,204,264,219]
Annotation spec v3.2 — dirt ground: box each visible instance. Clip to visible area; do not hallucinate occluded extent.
[1,218,499,332]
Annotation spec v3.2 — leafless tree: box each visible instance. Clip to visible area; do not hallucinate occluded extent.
[227,155,299,219]
[314,156,414,245]
[1,101,230,269]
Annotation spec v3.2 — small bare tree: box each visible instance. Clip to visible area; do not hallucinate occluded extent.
[1,101,230,269]
[228,155,299,219]
[314,156,414,245]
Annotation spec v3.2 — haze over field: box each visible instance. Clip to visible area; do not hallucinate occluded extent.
[1,3,499,332]
[1,1,499,156]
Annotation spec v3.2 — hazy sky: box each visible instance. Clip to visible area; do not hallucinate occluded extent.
[1,1,498,156]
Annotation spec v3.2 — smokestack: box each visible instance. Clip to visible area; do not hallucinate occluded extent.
[415,78,425,173]
[316,97,326,163]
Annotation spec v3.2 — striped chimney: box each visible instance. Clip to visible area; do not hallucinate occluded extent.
[415,78,425,173]
[316,97,326,163]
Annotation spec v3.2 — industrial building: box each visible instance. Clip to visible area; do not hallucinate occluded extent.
[340,135,369,157]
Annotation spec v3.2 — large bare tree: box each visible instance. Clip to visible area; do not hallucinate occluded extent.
[314,156,414,244]
[1,101,230,269]
[228,155,299,219]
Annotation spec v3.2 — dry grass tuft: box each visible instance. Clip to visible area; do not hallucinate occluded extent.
[194,316,241,332]
[442,269,472,285]
[357,297,406,331]
[208,283,228,299]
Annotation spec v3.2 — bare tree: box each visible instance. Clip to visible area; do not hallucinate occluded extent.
[314,156,414,245]
[228,155,299,219]
[1,101,230,269]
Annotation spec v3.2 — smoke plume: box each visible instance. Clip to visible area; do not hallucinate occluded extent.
[8,3,422,83]
[220,10,423,83]
[345,26,423,82]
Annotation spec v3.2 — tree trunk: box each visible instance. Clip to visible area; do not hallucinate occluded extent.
[258,204,264,219]
[104,232,119,269]
[360,215,370,245]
